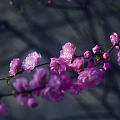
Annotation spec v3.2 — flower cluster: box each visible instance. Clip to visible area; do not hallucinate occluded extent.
[9,51,41,76]
[14,77,38,108]
[0,32,120,116]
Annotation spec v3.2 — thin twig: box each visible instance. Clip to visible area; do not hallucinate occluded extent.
[0,62,50,81]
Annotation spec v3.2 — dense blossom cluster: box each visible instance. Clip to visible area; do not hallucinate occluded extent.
[9,51,41,76]
[0,32,120,116]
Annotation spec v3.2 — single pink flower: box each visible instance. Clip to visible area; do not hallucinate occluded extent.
[22,51,42,72]
[84,50,92,59]
[110,32,119,45]
[27,97,38,108]
[103,52,110,59]
[71,57,84,71]
[13,77,29,92]
[60,42,76,65]
[50,58,67,75]
[92,45,101,54]
[9,58,21,76]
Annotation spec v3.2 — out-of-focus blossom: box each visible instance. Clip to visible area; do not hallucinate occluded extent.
[0,103,8,116]
[68,83,82,95]
[77,67,104,90]
[30,68,48,96]
[103,62,111,71]
[16,94,29,105]
[48,0,52,4]
[27,97,38,108]
[13,77,29,92]
[41,75,66,102]
[59,75,73,91]
[67,0,75,2]
[88,59,94,67]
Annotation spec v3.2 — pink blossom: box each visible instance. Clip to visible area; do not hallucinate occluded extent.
[103,52,110,59]
[71,57,84,71]
[115,46,119,49]
[117,57,120,66]
[16,94,29,105]
[103,62,111,71]
[88,59,94,67]
[41,75,65,102]
[117,51,120,66]
[48,75,61,89]
[110,32,119,45]
[92,45,101,54]
[9,58,21,76]
[99,69,104,78]
[0,103,8,116]
[30,68,48,96]
[27,97,38,108]
[60,75,73,91]
[13,77,29,92]
[68,83,82,95]
[50,58,67,75]
[60,42,76,65]
[84,50,92,59]
[41,86,65,102]
[77,67,104,90]
[117,51,120,57]
[22,51,42,72]
[48,0,52,4]
[32,68,48,83]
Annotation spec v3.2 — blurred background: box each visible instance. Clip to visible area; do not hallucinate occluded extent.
[0,0,120,120]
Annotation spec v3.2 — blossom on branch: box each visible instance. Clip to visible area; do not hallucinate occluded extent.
[110,32,119,45]
[77,67,104,90]
[9,58,22,76]
[50,58,67,75]
[22,51,42,72]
